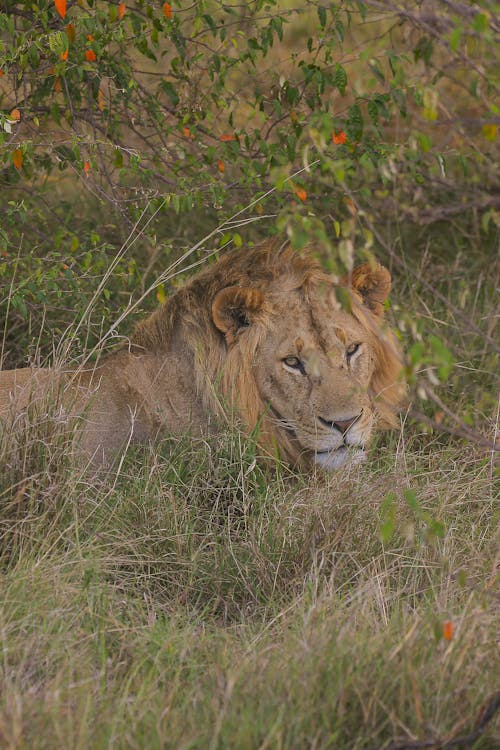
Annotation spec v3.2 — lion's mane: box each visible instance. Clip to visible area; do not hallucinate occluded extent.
[131,240,404,465]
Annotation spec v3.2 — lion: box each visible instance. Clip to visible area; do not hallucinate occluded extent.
[0,240,405,471]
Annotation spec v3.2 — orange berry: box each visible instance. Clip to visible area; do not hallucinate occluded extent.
[332,129,347,145]
[443,621,454,641]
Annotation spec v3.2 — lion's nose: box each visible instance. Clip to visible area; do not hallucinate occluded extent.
[333,415,359,433]
[319,413,361,434]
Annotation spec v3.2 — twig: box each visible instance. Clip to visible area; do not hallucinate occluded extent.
[416,383,499,451]
[400,195,500,225]
[368,691,500,750]
[409,408,498,452]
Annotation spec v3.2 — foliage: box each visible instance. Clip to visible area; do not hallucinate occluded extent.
[0,4,499,746]
[1,1,498,253]
[2,3,498,204]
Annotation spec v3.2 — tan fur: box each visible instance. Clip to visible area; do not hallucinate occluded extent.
[0,240,405,470]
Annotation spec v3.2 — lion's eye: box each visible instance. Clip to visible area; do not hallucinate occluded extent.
[346,343,361,359]
[283,356,304,372]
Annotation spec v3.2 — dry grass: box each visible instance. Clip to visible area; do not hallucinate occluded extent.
[1,204,498,748]
[0,411,498,749]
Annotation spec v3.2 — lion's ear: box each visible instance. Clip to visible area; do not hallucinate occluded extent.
[212,286,265,341]
[347,263,391,318]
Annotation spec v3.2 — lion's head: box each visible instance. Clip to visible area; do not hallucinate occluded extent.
[134,240,405,471]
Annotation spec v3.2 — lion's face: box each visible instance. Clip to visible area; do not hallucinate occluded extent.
[212,258,403,472]
[254,292,377,469]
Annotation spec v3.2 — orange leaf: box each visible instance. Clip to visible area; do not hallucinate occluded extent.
[10,108,21,122]
[182,127,191,138]
[344,196,357,216]
[220,134,236,142]
[0,70,4,77]
[294,186,307,202]
[83,161,90,175]
[163,3,172,19]
[54,0,66,19]
[443,621,454,641]
[118,2,126,19]
[217,159,225,173]
[85,49,97,62]
[12,149,23,170]
[87,34,94,41]
[65,23,76,43]
[97,88,106,111]
[60,49,69,60]
[332,129,347,145]
[54,77,62,92]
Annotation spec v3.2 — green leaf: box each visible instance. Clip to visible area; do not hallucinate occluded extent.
[355,1,367,20]
[391,87,407,117]
[335,19,344,43]
[203,14,217,35]
[414,35,434,65]
[367,100,378,124]
[317,5,327,29]
[472,13,488,33]
[450,26,462,52]
[347,103,363,141]
[55,145,77,165]
[369,60,385,84]
[160,80,179,105]
[333,64,347,96]
[403,489,419,512]
[248,38,261,51]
